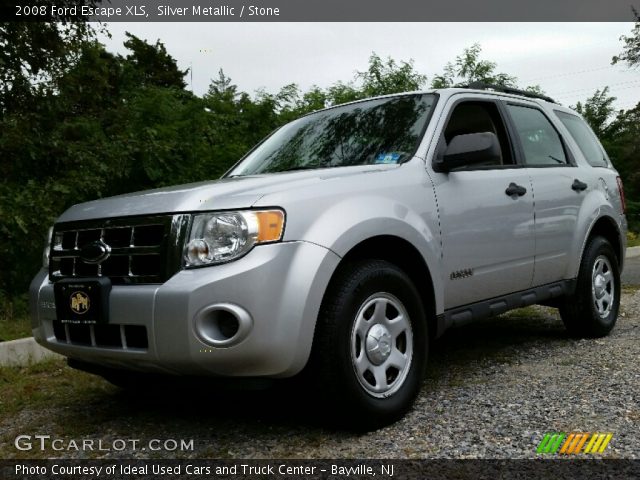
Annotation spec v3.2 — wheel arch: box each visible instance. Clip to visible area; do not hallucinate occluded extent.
[325,235,439,342]
[580,215,624,271]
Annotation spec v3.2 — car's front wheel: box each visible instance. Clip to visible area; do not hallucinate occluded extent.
[310,260,428,430]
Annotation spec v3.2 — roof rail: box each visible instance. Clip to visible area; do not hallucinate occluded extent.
[465,81,557,104]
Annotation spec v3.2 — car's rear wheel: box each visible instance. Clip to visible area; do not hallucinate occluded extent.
[310,260,428,430]
[559,236,620,338]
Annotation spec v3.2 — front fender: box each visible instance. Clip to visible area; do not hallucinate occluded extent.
[254,161,443,314]
[292,196,443,315]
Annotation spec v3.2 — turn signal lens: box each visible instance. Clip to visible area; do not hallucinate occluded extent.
[255,210,285,243]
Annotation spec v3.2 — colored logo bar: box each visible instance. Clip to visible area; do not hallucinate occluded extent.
[537,433,613,454]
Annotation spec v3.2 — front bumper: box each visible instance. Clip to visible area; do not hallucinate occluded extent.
[30,241,340,377]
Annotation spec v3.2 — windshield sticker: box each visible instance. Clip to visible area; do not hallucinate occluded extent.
[375,152,401,164]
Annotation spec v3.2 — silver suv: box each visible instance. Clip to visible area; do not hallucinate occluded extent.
[30,85,627,428]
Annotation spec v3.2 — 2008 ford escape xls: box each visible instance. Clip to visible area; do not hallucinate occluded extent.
[31,84,626,428]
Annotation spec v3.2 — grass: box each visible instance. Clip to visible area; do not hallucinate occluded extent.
[0,359,119,458]
[0,359,72,416]
[0,359,323,459]
[0,294,32,342]
[627,231,640,248]
[0,316,31,342]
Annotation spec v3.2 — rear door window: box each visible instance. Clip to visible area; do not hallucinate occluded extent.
[506,105,567,166]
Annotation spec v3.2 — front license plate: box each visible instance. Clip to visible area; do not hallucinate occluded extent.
[54,278,111,325]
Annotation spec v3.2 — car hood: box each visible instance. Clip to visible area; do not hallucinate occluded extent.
[57,164,400,223]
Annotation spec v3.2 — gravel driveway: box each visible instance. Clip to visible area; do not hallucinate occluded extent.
[2,289,639,460]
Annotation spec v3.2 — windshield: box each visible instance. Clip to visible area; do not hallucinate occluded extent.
[227,94,436,176]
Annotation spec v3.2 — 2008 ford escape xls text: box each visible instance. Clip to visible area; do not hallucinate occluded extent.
[30,84,627,429]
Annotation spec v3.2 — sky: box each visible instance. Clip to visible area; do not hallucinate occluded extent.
[99,22,640,110]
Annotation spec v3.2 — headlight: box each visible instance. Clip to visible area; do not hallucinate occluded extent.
[42,226,54,268]
[184,209,285,267]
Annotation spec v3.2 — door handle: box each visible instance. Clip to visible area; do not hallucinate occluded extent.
[572,179,588,192]
[505,182,527,197]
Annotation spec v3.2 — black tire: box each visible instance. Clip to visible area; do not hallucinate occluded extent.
[559,236,620,338]
[309,260,428,430]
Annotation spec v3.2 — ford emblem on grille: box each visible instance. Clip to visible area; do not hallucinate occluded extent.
[80,240,111,264]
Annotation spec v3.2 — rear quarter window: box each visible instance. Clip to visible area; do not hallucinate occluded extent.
[554,111,609,168]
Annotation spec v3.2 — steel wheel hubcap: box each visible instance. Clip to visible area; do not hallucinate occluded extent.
[365,324,392,365]
[592,255,614,318]
[351,293,413,398]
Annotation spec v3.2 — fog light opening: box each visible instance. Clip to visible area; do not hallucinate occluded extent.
[194,304,252,347]
[215,310,240,340]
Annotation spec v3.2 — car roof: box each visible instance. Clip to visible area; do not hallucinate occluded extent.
[302,86,578,118]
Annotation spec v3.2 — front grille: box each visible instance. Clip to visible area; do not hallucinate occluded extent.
[49,215,190,284]
[52,320,148,350]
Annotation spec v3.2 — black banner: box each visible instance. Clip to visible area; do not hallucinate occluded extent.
[2,0,640,22]
[3,459,640,480]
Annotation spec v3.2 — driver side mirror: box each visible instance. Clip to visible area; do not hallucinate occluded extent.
[433,132,501,172]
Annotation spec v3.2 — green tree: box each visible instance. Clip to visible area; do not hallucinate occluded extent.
[573,87,640,229]
[613,105,640,212]
[612,9,640,67]
[609,14,640,228]
[202,71,281,167]
[121,32,188,89]
[0,31,196,296]
[206,69,238,105]
[0,6,100,116]
[573,87,619,140]
[326,81,363,105]
[431,44,517,88]
[298,86,329,112]
[357,53,427,96]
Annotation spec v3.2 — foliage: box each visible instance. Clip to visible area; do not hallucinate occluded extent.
[569,14,640,229]
[357,53,427,96]
[628,231,640,248]
[122,33,188,89]
[611,18,640,229]
[611,9,640,68]
[431,43,517,88]
[0,4,101,116]
[0,292,30,341]
[430,43,545,94]
[573,88,640,230]
[0,31,204,295]
[573,87,619,139]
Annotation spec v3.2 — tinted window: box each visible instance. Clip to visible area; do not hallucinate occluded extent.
[507,105,567,166]
[229,94,436,176]
[555,111,608,167]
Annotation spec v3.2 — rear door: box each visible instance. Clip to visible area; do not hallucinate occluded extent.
[502,102,584,286]
[430,95,536,309]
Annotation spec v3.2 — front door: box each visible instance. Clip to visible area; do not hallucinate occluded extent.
[430,97,536,309]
